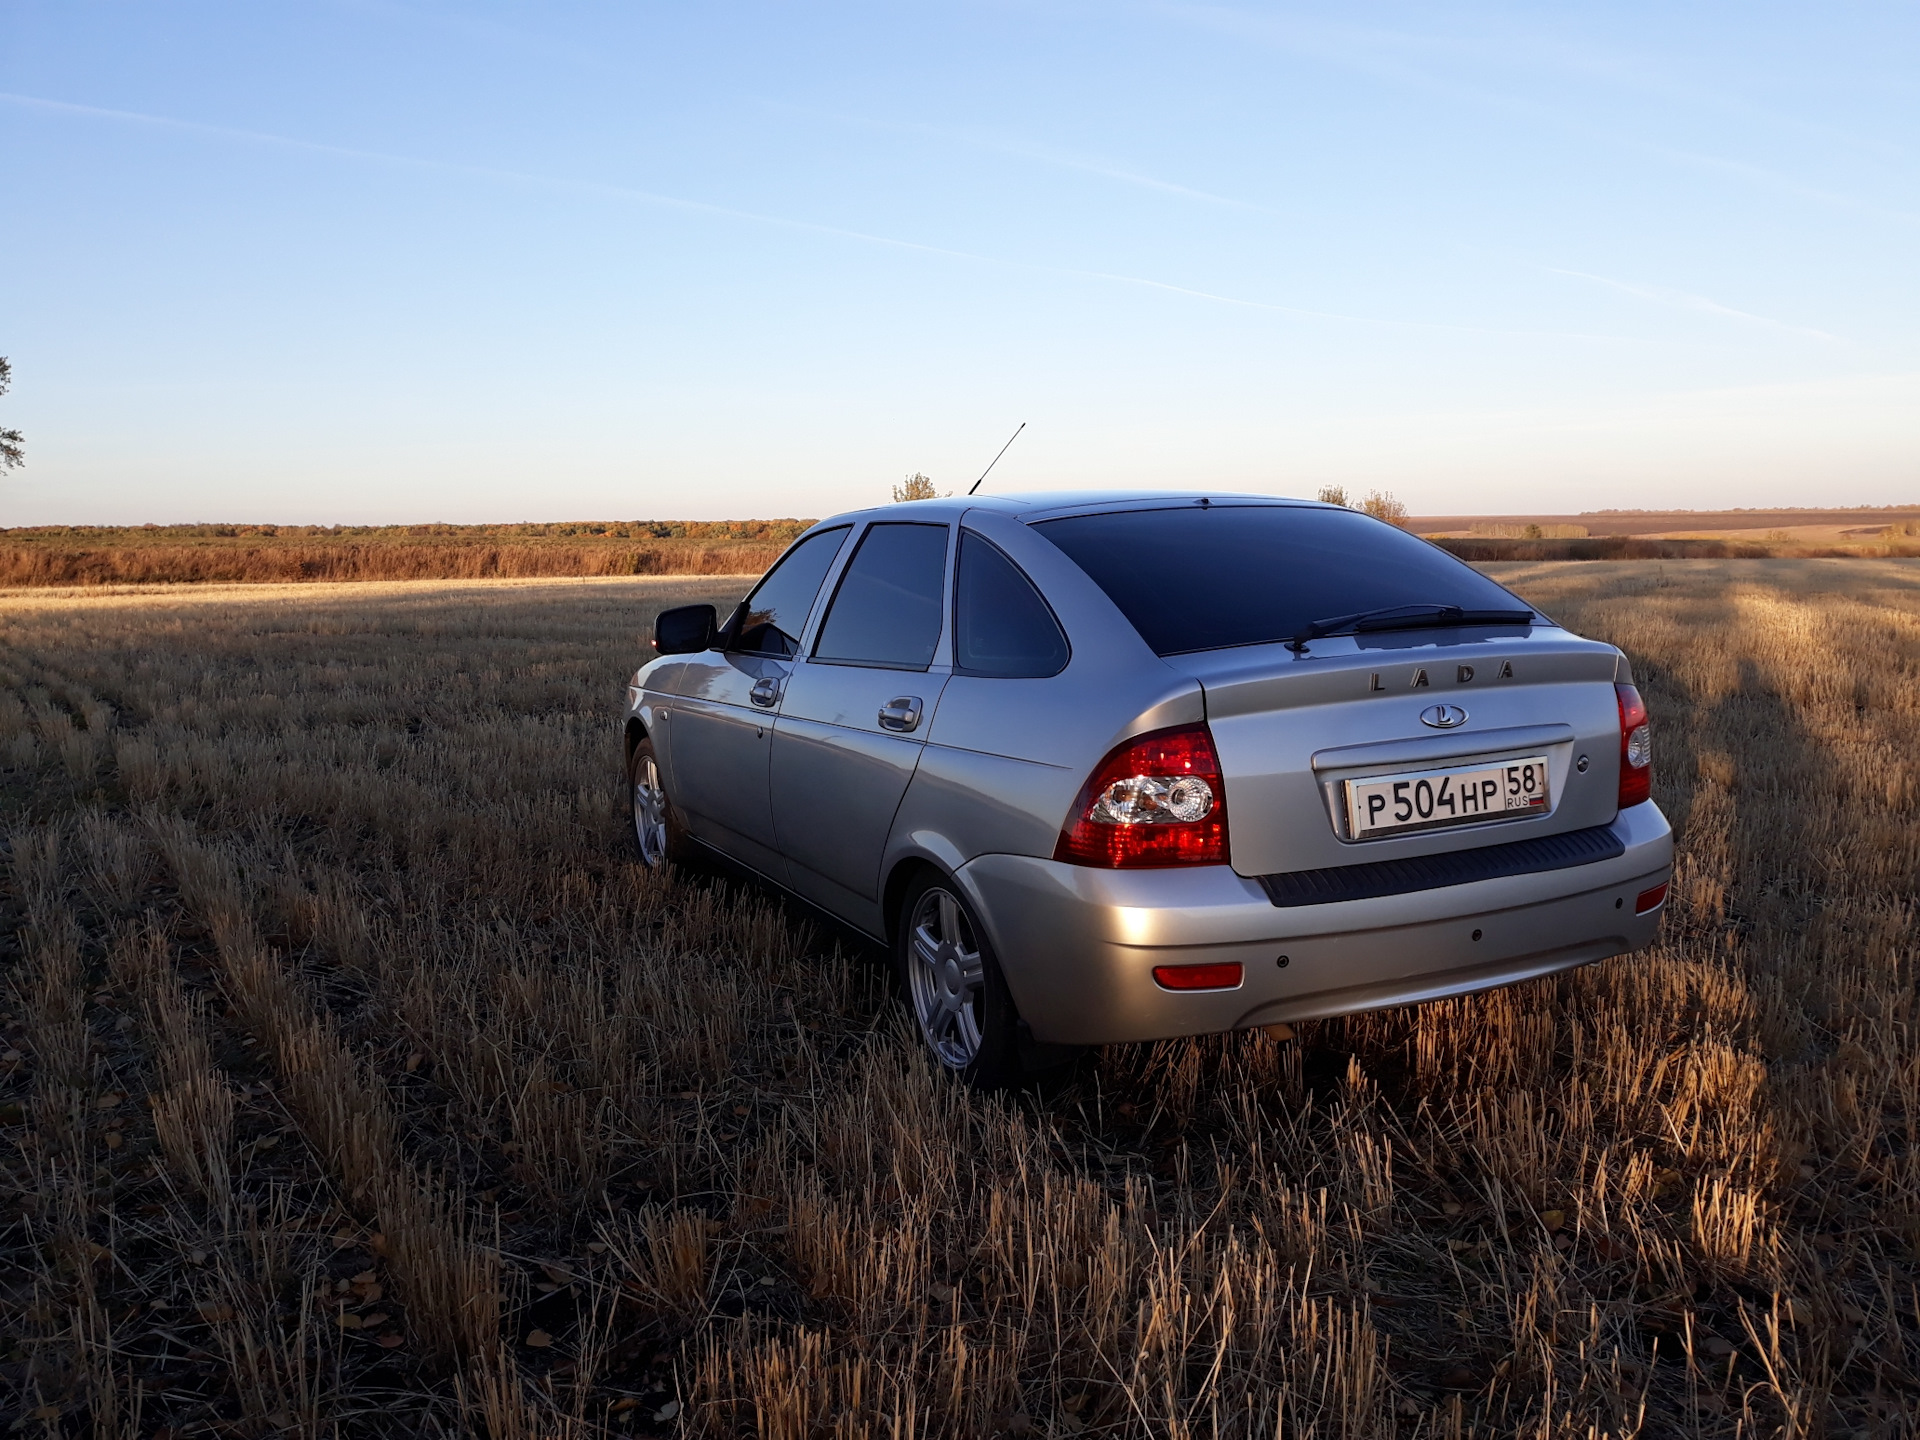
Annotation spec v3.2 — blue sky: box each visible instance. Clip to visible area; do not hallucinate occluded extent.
[1,2,1915,524]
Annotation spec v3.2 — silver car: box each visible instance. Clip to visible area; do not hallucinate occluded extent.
[622,493,1672,1086]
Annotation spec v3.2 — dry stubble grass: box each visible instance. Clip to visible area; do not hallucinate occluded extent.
[0,560,1916,1438]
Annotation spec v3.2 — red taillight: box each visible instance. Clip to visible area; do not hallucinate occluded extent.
[1635,882,1668,915]
[1055,723,1229,868]
[1616,683,1652,809]
[1152,962,1243,991]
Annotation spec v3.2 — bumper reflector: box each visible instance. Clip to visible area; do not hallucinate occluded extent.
[1152,962,1243,992]
[1635,882,1669,915]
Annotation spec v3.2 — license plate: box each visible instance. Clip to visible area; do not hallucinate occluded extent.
[1345,756,1549,839]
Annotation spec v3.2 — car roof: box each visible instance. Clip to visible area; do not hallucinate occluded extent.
[807,490,1330,532]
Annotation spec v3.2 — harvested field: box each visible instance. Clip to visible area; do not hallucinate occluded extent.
[1433,537,1920,563]
[2,559,1917,1437]
[1418,511,1920,563]
[1414,509,1920,541]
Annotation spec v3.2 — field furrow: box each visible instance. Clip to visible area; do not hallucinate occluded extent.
[3,561,1917,1437]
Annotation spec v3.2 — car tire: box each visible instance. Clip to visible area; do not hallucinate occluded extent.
[627,734,693,869]
[895,870,1026,1090]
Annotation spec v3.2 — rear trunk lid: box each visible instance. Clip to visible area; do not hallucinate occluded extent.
[1165,627,1626,878]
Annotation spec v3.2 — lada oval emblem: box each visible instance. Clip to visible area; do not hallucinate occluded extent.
[1420,703,1468,730]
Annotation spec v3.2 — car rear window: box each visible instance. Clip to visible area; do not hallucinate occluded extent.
[1032,505,1530,656]
[954,530,1070,678]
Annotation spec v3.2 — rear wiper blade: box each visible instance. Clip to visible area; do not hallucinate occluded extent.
[1287,603,1534,653]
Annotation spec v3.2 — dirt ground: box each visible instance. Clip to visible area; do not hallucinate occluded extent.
[2,559,1917,1437]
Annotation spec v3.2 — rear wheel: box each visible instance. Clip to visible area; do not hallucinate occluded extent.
[627,735,692,868]
[896,872,1025,1089]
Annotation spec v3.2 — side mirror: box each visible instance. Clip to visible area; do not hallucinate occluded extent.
[652,603,717,655]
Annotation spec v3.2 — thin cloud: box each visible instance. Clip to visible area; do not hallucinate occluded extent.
[335,8,1265,213]
[1648,144,1920,230]
[1150,2,1919,230]
[1085,269,1627,342]
[1004,142,1257,209]
[0,91,1007,265]
[1546,267,1843,343]
[1161,1,1899,161]
[755,97,1269,212]
[3,89,1623,345]
[904,128,1264,211]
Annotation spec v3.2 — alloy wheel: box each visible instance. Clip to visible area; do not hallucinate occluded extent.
[631,754,669,867]
[907,887,985,1069]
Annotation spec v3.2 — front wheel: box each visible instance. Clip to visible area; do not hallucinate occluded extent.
[627,735,692,869]
[896,873,1026,1089]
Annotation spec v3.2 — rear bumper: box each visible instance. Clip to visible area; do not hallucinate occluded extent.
[957,801,1673,1046]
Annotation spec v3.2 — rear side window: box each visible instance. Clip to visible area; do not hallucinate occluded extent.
[813,522,950,670]
[954,530,1069,678]
[1033,505,1529,656]
[730,525,851,656]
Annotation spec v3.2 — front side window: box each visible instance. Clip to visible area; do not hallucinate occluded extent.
[953,530,1069,678]
[813,522,950,670]
[730,525,851,656]
[1034,505,1531,656]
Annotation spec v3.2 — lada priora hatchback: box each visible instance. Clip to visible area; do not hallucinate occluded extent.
[622,493,1673,1086]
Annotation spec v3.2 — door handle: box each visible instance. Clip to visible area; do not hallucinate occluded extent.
[750,677,782,709]
[877,696,923,733]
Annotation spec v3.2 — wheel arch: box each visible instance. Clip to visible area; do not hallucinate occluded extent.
[624,715,647,763]
[881,855,948,950]
[884,849,1055,1088]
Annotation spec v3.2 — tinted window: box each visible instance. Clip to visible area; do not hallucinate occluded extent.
[730,525,851,656]
[954,531,1069,678]
[1034,506,1530,656]
[813,523,949,669]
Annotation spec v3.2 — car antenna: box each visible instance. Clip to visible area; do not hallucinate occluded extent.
[967,422,1026,495]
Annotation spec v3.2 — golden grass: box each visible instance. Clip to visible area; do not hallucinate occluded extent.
[1437,537,1920,562]
[0,522,808,588]
[2,560,1917,1437]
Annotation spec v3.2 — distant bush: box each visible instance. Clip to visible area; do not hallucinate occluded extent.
[892,474,943,502]
[1317,486,1410,527]
[1360,490,1409,527]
